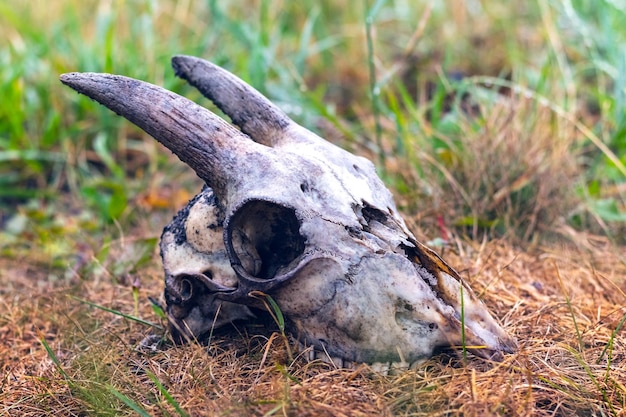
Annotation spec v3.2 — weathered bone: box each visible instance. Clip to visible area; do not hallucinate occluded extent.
[60,56,517,365]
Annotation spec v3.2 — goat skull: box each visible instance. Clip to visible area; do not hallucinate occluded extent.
[60,56,516,365]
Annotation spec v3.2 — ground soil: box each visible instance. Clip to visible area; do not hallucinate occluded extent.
[1,231,625,416]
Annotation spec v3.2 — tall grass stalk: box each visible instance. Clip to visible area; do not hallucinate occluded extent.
[364,0,386,167]
[146,371,190,417]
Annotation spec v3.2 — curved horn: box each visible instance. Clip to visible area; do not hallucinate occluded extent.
[172,55,292,147]
[60,72,256,198]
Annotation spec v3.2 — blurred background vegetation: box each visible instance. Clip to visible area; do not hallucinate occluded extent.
[1,0,625,274]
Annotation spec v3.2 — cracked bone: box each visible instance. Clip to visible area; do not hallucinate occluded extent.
[60,55,517,365]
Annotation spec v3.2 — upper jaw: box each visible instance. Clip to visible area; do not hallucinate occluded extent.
[273,250,516,365]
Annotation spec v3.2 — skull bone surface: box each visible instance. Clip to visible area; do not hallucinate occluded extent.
[60,55,517,365]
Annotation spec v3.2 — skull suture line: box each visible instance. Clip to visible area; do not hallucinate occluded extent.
[61,56,517,366]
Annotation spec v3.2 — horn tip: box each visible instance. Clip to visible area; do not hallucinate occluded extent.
[59,72,84,88]
[171,55,210,80]
[60,72,107,92]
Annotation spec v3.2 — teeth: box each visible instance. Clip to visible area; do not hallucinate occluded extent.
[369,362,390,374]
[388,361,410,375]
[312,347,347,369]
[368,361,411,375]
[298,343,416,374]
[298,342,355,369]
[409,358,427,370]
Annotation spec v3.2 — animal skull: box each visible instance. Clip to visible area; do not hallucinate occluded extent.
[60,56,516,365]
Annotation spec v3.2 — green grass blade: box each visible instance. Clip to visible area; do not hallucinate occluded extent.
[70,295,163,330]
[0,150,65,162]
[146,371,190,417]
[40,337,69,379]
[249,291,285,334]
[106,385,152,417]
[555,263,584,352]
[265,294,285,334]
[598,310,626,364]
[364,0,386,167]
[460,284,467,363]
[561,344,618,416]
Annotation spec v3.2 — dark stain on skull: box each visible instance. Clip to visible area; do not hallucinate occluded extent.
[161,186,221,247]
[361,205,389,225]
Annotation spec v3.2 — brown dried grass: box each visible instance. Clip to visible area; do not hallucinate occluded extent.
[1,232,624,416]
[376,87,586,245]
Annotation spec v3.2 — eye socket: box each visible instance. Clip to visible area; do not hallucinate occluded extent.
[227,200,305,279]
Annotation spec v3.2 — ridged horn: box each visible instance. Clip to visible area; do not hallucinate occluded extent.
[59,72,255,198]
[172,55,292,147]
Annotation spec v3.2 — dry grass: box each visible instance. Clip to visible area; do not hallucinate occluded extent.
[425,90,581,242]
[2,230,624,416]
[363,78,586,245]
